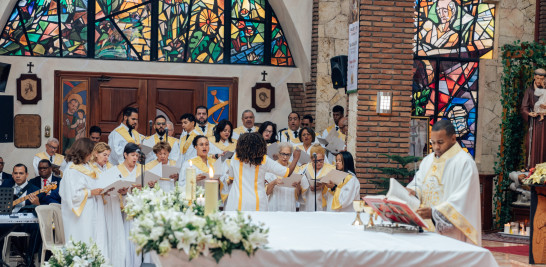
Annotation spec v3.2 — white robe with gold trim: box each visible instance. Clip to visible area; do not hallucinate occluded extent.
[107,123,143,165]
[141,133,180,163]
[407,143,481,246]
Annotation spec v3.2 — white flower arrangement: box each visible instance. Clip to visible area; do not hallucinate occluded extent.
[126,186,269,263]
[45,238,111,267]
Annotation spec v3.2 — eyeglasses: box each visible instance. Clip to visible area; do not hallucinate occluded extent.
[314,159,325,163]
[264,130,273,134]
[38,167,50,170]
[47,145,59,150]
[279,153,291,157]
[156,122,166,126]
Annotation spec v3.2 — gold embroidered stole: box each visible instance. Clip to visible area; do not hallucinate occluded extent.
[195,123,215,137]
[208,137,237,152]
[282,129,301,143]
[70,164,96,179]
[115,126,141,144]
[117,164,142,179]
[233,126,257,135]
[180,131,197,154]
[36,152,64,166]
[190,156,216,173]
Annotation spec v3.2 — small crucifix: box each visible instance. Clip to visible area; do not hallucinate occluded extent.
[261,70,268,81]
[27,62,34,74]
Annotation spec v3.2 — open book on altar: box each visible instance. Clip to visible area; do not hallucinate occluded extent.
[363,178,427,228]
[96,168,162,194]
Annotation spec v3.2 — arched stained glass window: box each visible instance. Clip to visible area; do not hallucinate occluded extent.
[0,0,294,66]
[412,0,495,156]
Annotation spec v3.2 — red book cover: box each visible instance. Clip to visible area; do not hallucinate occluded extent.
[363,195,428,228]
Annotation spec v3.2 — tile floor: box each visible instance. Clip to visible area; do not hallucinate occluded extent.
[483,240,546,267]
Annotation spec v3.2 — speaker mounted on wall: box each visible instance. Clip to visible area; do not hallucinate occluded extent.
[330,55,348,89]
[0,95,13,143]
[0,63,11,93]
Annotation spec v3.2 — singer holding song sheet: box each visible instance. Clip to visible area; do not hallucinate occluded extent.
[141,115,180,163]
[324,151,360,212]
[406,120,481,246]
[299,145,335,212]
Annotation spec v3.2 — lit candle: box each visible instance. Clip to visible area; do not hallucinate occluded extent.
[196,194,205,206]
[504,223,510,234]
[520,223,525,235]
[186,160,196,201]
[205,166,219,216]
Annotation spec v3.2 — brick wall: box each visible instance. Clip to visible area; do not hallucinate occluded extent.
[356,0,415,194]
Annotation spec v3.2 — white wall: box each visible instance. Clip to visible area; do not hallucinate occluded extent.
[0,0,313,176]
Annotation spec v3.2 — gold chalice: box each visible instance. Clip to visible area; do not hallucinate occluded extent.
[352,200,366,226]
[362,205,376,228]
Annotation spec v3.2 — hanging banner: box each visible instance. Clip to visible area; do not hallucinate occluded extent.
[347,0,359,94]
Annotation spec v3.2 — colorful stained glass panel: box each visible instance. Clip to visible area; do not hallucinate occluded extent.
[231,21,264,64]
[271,24,293,66]
[158,0,191,62]
[61,0,88,57]
[232,0,266,21]
[0,7,30,55]
[20,0,61,56]
[112,4,152,60]
[94,19,132,59]
[186,0,224,63]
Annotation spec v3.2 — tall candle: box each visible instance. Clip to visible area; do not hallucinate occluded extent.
[186,160,196,201]
[205,167,218,215]
[504,223,510,234]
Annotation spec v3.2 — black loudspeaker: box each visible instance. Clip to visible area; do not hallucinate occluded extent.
[330,55,348,89]
[0,96,13,143]
[0,63,11,93]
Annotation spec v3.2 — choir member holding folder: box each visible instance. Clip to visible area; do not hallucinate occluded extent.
[265,142,308,211]
[225,133,301,211]
[299,144,336,211]
[60,138,109,261]
[145,142,179,192]
[209,119,237,156]
[324,151,360,212]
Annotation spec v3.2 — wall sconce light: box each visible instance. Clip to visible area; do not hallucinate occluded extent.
[45,125,51,137]
[376,92,392,114]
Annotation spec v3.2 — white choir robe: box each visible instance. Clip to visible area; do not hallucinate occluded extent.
[325,174,360,212]
[178,156,229,204]
[208,137,237,156]
[321,124,340,140]
[108,123,143,165]
[60,163,108,261]
[92,162,127,267]
[195,122,215,137]
[177,129,199,167]
[298,163,336,212]
[292,144,331,166]
[232,126,258,140]
[278,128,302,146]
[225,155,289,211]
[145,159,178,192]
[265,168,309,212]
[141,133,180,163]
[33,152,67,176]
[407,143,481,246]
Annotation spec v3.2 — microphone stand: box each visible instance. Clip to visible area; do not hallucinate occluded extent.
[138,150,151,266]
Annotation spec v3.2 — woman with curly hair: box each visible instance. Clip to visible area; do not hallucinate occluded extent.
[258,121,278,144]
[224,133,301,211]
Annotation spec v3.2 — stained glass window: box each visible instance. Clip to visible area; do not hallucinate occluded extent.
[0,0,294,66]
[413,0,495,156]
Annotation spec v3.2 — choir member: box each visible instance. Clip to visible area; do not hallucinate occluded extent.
[108,107,143,165]
[33,138,67,177]
[178,113,200,166]
[142,115,180,163]
[299,144,336,211]
[195,105,216,137]
[145,142,179,192]
[209,119,237,156]
[322,105,344,138]
[278,112,302,145]
[232,110,258,140]
[258,121,278,145]
[324,151,360,212]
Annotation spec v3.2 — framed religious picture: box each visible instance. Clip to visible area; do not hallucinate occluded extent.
[410,116,431,157]
[251,83,275,112]
[17,73,42,104]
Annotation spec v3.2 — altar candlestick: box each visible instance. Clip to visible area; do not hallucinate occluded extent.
[205,166,219,215]
[186,160,196,201]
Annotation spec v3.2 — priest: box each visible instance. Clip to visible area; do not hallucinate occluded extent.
[142,115,180,163]
[232,110,258,140]
[406,120,481,246]
[521,68,546,168]
[33,138,67,177]
[108,107,143,165]
[195,105,216,137]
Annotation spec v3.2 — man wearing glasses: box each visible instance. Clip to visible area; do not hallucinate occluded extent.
[279,112,302,146]
[142,115,180,163]
[28,159,61,204]
[33,138,67,177]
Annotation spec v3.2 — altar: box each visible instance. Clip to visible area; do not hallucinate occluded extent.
[152,212,497,266]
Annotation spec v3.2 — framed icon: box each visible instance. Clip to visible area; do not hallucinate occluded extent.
[252,83,275,112]
[17,74,42,104]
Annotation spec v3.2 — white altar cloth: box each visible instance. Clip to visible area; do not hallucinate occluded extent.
[152,211,498,267]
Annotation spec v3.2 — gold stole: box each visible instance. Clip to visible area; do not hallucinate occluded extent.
[282,129,301,144]
[195,123,215,137]
[115,127,141,144]
[36,152,64,166]
[70,164,96,179]
[190,156,216,173]
[180,132,197,154]
[306,163,335,208]
[90,162,113,174]
[331,174,353,210]
[208,137,237,152]
[151,134,176,148]
[234,126,257,135]
[117,164,142,178]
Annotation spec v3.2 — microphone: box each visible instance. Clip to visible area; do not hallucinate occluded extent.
[165,127,169,142]
[149,120,153,135]
[312,152,317,212]
[312,153,317,159]
[136,148,146,164]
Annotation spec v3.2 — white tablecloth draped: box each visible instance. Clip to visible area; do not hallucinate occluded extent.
[152,211,498,267]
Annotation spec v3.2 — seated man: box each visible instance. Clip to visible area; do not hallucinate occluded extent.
[0,156,13,186]
[406,120,481,246]
[0,164,42,264]
[33,138,67,177]
[29,159,62,204]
